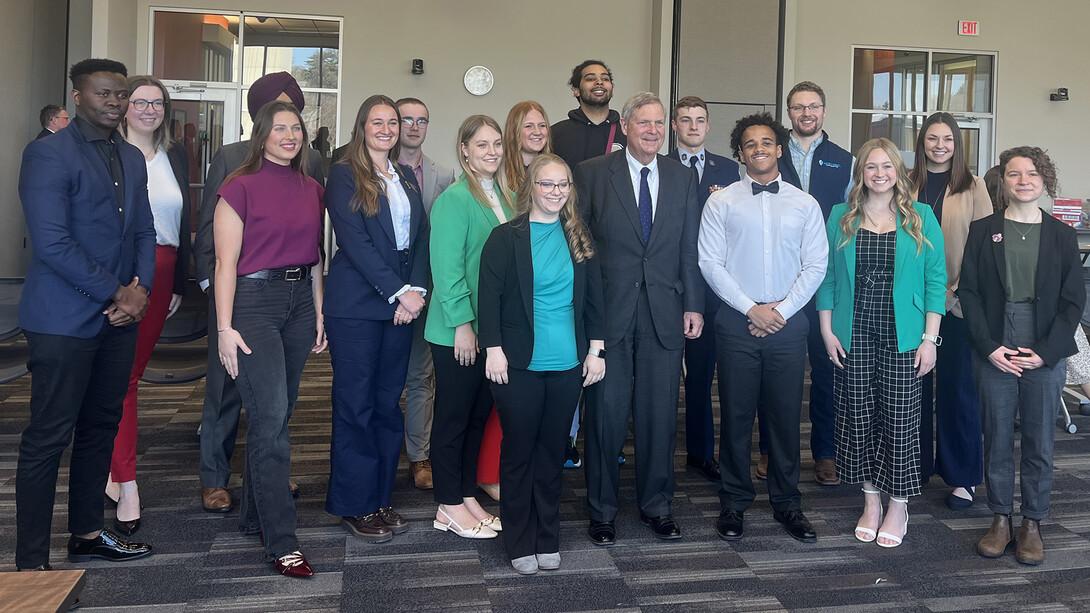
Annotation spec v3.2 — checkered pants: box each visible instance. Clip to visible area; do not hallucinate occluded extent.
[834,230,922,498]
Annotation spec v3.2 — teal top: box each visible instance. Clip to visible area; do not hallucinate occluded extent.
[1003,219,1040,303]
[528,220,578,371]
[816,201,947,353]
[424,180,515,347]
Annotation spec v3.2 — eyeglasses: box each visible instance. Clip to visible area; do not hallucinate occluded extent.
[401,118,429,127]
[788,103,824,113]
[130,99,165,111]
[535,181,572,192]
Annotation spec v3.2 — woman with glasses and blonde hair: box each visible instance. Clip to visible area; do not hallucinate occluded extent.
[817,137,946,548]
[908,111,994,510]
[426,115,515,539]
[959,146,1083,565]
[105,75,191,535]
[479,153,604,574]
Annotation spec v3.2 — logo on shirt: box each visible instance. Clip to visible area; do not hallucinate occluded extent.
[817,159,842,169]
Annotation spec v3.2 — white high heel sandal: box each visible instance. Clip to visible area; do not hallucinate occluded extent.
[855,487,882,543]
[876,497,908,548]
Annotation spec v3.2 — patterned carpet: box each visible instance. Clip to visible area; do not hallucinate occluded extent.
[2,350,1090,612]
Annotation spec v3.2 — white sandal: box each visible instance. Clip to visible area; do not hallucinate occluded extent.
[876,497,908,548]
[433,507,498,539]
[855,487,882,543]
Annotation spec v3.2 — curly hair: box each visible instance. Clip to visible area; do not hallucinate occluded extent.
[729,112,789,161]
[514,154,595,263]
[842,138,930,255]
[999,146,1058,199]
[569,60,612,90]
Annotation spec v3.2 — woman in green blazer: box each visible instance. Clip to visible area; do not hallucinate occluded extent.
[816,138,946,549]
[425,115,515,538]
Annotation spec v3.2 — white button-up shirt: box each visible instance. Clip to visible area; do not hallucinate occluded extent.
[697,172,828,320]
[625,150,659,219]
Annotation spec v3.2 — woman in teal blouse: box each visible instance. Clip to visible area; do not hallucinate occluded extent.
[816,138,946,549]
[425,115,515,539]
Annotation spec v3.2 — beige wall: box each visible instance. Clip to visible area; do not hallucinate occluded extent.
[784,0,1090,202]
[131,0,661,171]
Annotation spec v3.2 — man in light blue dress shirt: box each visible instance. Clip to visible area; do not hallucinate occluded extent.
[698,113,828,544]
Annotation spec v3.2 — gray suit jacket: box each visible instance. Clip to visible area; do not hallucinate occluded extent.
[573,151,703,350]
[193,141,326,285]
[420,154,456,214]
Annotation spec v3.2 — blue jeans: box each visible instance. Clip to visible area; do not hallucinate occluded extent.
[230,275,315,561]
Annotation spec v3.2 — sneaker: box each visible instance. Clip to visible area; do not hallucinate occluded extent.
[564,438,582,469]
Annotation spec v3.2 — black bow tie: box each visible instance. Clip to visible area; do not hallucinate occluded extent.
[752,181,779,195]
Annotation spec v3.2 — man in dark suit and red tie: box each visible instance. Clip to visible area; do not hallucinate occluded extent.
[16,58,155,570]
[573,91,704,545]
[667,96,740,484]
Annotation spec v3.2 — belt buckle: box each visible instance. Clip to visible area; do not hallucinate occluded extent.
[284,267,304,282]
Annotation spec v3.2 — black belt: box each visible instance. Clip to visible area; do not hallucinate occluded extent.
[242,266,310,282]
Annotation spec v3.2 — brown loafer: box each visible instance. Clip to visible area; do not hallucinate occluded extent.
[342,514,393,543]
[289,481,300,498]
[814,459,841,486]
[755,454,768,480]
[1016,518,1044,565]
[977,514,1013,558]
[411,460,433,489]
[378,507,409,534]
[201,487,232,513]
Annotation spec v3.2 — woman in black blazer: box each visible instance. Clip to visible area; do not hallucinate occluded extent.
[106,75,191,534]
[959,146,1085,566]
[478,154,605,575]
[323,95,430,543]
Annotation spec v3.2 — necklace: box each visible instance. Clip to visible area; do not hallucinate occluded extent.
[863,207,894,228]
[1006,210,1042,240]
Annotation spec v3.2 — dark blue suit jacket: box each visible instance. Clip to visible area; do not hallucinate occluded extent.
[18,122,156,338]
[323,162,430,321]
[667,148,740,313]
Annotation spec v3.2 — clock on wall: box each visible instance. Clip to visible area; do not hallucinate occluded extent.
[463,65,494,96]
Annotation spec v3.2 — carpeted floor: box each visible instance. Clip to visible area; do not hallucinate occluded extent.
[2,350,1090,612]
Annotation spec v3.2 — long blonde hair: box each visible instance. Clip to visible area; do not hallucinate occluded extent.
[841,138,930,254]
[456,115,515,212]
[503,101,551,189]
[514,154,595,263]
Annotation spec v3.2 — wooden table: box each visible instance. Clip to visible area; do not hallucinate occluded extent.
[0,569,85,613]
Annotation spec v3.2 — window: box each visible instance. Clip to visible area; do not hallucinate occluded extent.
[851,47,996,176]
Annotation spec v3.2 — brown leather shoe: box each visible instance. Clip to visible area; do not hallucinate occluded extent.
[378,507,409,534]
[1016,518,1044,565]
[977,514,1013,558]
[342,514,393,543]
[814,459,841,486]
[411,460,433,489]
[289,481,300,498]
[201,487,232,513]
[755,454,768,480]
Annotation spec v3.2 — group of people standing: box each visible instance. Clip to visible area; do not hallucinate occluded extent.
[14,56,1083,580]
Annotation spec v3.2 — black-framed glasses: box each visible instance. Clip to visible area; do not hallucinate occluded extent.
[131,99,165,111]
[787,103,824,113]
[401,118,429,127]
[535,180,572,192]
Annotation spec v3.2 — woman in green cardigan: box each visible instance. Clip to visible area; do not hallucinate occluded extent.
[425,115,515,538]
[816,138,946,549]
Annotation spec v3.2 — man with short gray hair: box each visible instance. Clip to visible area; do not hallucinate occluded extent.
[574,91,703,545]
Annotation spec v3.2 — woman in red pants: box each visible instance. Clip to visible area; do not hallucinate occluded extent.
[106,75,191,534]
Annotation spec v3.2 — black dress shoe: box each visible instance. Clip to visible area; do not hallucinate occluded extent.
[686,456,722,482]
[773,509,816,543]
[588,520,615,546]
[18,563,53,571]
[716,509,745,540]
[67,529,153,562]
[640,514,682,540]
[114,517,141,536]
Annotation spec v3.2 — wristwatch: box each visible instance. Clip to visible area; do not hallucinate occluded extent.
[588,348,607,359]
[921,333,942,346]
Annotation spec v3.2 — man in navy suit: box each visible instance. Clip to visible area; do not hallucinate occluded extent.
[16,58,155,570]
[667,96,740,484]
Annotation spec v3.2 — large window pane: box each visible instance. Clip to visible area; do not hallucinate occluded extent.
[853,48,927,112]
[930,53,993,113]
[242,16,340,88]
[850,113,923,166]
[153,12,238,82]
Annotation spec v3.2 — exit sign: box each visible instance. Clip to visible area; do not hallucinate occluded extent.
[959,20,979,36]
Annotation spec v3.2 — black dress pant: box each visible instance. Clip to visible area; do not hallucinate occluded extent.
[429,343,494,505]
[199,285,245,488]
[716,306,807,513]
[17,324,138,568]
[492,366,582,559]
